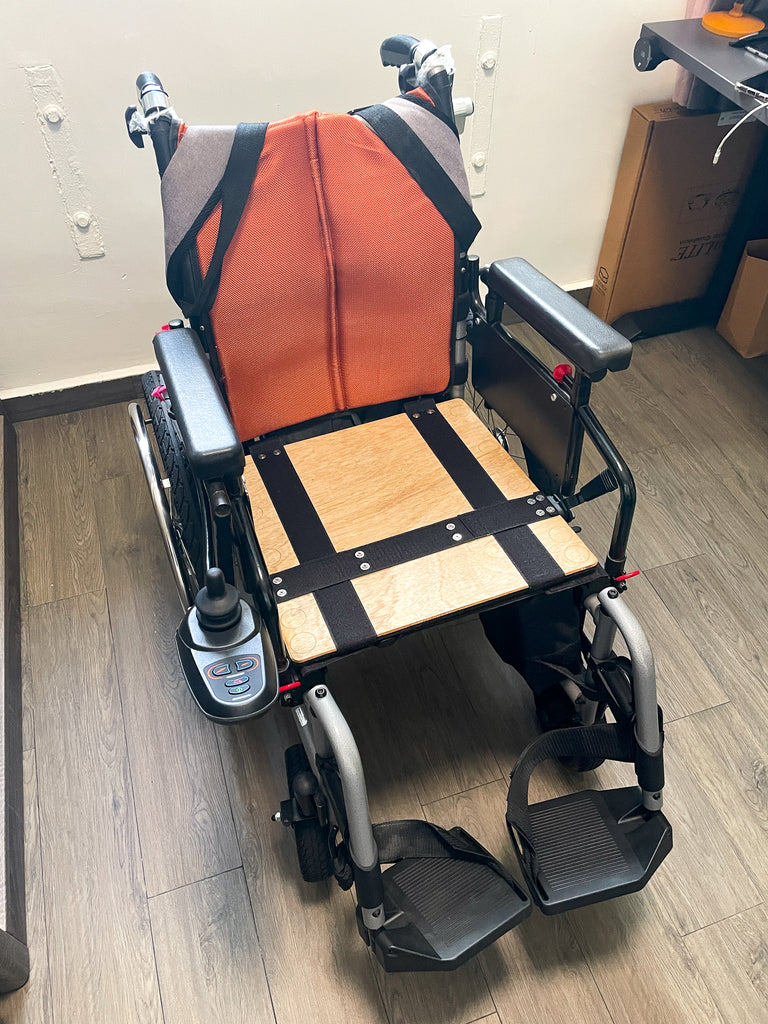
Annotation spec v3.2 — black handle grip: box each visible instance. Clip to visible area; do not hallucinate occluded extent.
[136,71,169,115]
[380,34,419,67]
[136,71,164,94]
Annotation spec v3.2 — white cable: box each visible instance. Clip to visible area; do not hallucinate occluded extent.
[713,99,768,164]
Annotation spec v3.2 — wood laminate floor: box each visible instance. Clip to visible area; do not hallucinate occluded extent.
[3,325,768,1023]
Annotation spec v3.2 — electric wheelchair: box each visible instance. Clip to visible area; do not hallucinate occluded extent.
[125,35,672,973]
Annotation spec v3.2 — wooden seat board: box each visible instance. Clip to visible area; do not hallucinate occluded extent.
[243,399,598,663]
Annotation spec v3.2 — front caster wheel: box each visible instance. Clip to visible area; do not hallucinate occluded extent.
[285,745,334,882]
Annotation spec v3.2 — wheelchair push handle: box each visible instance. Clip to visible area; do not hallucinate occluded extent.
[126,72,175,175]
[380,35,421,67]
[136,72,169,116]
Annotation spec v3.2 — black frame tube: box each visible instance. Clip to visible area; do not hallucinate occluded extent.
[229,487,288,667]
[148,115,175,177]
[577,405,636,578]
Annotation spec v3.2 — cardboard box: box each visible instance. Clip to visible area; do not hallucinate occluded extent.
[717,240,768,357]
[588,101,763,324]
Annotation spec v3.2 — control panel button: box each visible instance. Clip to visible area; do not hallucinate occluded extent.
[235,656,259,672]
[207,662,232,679]
[228,683,250,695]
[227,674,249,687]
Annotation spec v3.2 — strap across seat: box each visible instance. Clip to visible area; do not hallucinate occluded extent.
[242,398,600,663]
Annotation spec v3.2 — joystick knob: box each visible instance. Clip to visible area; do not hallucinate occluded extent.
[195,568,242,632]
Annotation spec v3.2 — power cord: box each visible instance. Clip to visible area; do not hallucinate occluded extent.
[713,87,768,164]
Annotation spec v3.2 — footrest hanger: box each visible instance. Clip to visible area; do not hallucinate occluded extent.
[358,819,531,972]
[506,722,672,914]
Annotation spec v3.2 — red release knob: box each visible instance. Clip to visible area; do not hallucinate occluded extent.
[553,363,573,383]
[615,570,640,582]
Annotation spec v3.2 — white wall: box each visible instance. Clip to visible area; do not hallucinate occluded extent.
[1,0,684,397]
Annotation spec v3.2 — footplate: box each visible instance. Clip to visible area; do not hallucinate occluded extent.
[514,787,672,914]
[361,828,530,972]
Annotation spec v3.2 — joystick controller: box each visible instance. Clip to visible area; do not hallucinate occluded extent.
[195,568,241,631]
[175,567,279,721]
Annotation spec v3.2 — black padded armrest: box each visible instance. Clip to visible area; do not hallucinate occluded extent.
[153,327,245,480]
[485,258,632,380]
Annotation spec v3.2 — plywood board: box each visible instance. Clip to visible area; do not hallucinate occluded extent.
[244,400,597,662]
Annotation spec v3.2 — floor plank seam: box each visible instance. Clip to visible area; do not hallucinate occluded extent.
[146,864,246,904]
[212,741,288,1024]
[101,585,159,902]
[212,726,247,889]
[258,948,280,1024]
[100,581,171,1023]
[664,699,732,726]
[472,962,503,1024]
[22,584,108,612]
[421,776,511,816]
[31,744,56,1024]
[212,730,268,945]
[679,900,766,940]
[145,896,169,1024]
[577,935,620,1024]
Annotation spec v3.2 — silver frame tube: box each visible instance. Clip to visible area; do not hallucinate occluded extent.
[585,593,618,661]
[304,685,379,872]
[597,586,663,811]
[129,402,189,611]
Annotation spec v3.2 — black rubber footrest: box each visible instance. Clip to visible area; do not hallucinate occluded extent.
[514,786,672,914]
[365,832,531,972]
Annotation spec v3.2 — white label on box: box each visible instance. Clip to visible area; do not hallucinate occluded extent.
[718,110,745,126]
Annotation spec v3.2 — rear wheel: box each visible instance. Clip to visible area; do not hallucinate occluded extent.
[142,370,206,594]
[285,744,334,882]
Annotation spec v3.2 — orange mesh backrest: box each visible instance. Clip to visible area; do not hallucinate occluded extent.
[196,110,456,441]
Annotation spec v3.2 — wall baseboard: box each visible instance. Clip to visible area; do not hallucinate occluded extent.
[2,375,143,423]
[2,285,594,422]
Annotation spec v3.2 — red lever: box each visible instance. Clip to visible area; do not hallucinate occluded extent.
[159,323,171,332]
[553,363,573,383]
[279,680,301,693]
[151,384,168,401]
[614,570,640,582]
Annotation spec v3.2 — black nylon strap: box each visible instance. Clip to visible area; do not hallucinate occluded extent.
[270,497,558,602]
[252,443,376,653]
[495,525,565,590]
[405,399,507,508]
[506,722,636,851]
[408,399,570,587]
[187,122,268,317]
[373,819,512,881]
[252,444,333,563]
[355,105,481,251]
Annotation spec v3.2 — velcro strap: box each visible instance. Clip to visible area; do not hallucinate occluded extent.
[373,819,507,878]
[189,122,268,317]
[265,496,558,602]
[167,122,268,315]
[404,398,506,507]
[251,436,376,653]
[355,105,481,251]
[506,722,636,851]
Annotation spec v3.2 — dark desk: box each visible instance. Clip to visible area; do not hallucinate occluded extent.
[615,18,768,340]
[638,18,768,122]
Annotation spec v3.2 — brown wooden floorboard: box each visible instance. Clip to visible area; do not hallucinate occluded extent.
[94,471,241,898]
[26,592,162,1024]
[683,904,768,1024]
[149,868,275,1024]
[9,325,768,1023]
[0,750,52,1023]
[16,414,104,607]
